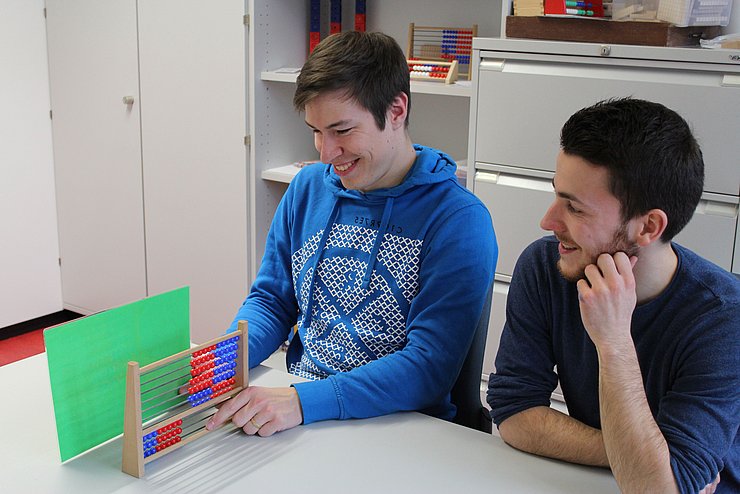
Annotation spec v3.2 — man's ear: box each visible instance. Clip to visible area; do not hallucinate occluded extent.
[634,209,668,246]
[387,92,408,130]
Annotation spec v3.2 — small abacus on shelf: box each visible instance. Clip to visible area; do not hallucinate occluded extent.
[407,24,477,80]
[407,59,459,85]
[121,322,249,478]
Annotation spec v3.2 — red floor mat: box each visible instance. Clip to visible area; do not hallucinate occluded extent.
[0,328,45,366]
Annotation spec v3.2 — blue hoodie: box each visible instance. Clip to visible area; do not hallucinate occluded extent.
[229,145,497,424]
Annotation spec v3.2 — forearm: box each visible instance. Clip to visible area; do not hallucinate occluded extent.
[597,344,678,493]
[498,406,609,467]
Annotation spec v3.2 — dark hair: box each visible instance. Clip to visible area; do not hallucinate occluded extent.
[293,31,410,130]
[560,97,704,242]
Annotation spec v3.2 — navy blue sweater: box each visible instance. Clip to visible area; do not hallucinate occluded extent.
[488,236,740,493]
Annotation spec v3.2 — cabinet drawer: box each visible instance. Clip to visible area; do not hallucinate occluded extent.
[474,58,740,196]
[673,194,738,272]
[476,169,738,274]
[475,168,554,277]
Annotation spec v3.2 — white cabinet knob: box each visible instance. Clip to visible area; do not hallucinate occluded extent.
[122,96,135,105]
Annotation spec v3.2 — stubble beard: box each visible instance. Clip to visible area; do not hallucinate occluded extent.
[557,222,640,283]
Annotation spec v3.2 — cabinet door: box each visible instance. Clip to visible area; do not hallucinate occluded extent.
[138,0,248,342]
[475,167,554,277]
[474,58,740,196]
[46,0,147,314]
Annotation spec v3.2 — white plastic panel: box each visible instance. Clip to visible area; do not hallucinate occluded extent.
[474,58,740,196]
[475,168,554,277]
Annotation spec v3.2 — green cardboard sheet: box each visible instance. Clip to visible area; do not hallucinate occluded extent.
[44,287,191,461]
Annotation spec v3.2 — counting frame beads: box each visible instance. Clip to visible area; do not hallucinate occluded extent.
[407,24,477,80]
[122,321,249,478]
[407,59,459,85]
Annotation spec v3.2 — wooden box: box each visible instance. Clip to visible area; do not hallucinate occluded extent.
[505,16,721,47]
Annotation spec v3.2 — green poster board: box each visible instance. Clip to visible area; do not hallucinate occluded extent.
[44,287,191,462]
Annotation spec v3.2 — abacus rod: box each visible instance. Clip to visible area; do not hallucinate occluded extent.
[141,371,191,396]
[140,330,242,373]
[413,25,476,31]
[140,359,191,386]
[141,386,243,436]
[142,395,189,419]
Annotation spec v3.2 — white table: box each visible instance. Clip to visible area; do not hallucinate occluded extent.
[2,354,619,493]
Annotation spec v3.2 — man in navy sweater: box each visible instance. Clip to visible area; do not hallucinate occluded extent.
[488,98,739,493]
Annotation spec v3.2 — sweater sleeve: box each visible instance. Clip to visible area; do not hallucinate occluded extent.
[486,240,560,426]
[658,305,740,493]
[227,181,299,369]
[294,202,497,424]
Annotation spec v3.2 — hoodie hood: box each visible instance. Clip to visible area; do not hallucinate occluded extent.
[322,144,458,203]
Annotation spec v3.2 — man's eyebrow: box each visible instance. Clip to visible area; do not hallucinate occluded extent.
[551,178,585,204]
[305,119,353,130]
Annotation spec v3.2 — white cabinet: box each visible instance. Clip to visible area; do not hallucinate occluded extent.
[47,0,147,314]
[46,0,248,342]
[469,39,740,389]
[247,0,503,277]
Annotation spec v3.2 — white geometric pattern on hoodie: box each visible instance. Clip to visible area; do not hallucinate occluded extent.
[289,223,422,380]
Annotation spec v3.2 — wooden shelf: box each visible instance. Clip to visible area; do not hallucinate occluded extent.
[261,69,472,98]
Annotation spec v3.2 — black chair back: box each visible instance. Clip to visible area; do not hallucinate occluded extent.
[450,282,493,433]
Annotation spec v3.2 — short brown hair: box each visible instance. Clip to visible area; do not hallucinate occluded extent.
[293,31,410,130]
[561,98,704,242]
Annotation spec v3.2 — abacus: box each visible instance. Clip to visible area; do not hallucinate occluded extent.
[121,321,249,478]
[408,59,459,84]
[407,24,477,80]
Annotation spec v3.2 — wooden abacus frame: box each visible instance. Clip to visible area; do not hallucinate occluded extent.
[407,59,459,85]
[122,321,249,478]
[407,23,477,80]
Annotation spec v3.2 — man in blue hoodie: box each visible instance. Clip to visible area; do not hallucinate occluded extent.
[487,98,739,493]
[207,31,497,436]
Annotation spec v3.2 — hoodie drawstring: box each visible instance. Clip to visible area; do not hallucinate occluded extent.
[302,198,341,330]
[362,197,394,290]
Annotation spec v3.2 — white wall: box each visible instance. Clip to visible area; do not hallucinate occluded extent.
[0,0,62,327]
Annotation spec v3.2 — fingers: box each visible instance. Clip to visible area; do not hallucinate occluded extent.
[206,387,252,430]
[231,402,268,436]
[205,387,300,437]
[206,387,265,436]
[582,252,636,287]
